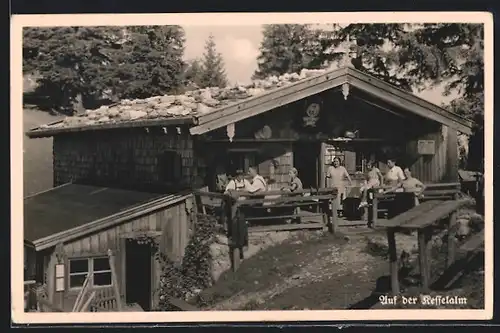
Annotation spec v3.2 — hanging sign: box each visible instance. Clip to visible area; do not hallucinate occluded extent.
[417,140,436,155]
[55,264,65,292]
[303,103,321,127]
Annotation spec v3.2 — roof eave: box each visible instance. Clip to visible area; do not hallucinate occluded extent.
[26,117,195,139]
[31,191,193,251]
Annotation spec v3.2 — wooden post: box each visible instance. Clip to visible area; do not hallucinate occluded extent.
[229,200,241,272]
[387,229,400,295]
[371,197,379,228]
[108,249,123,311]
[446,212,458,268]
[418,228,430,291]
[329,194,339,234]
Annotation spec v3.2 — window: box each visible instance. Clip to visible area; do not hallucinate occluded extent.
[69,257,112,289]
[158,150,182,183]
[226,150,256,175]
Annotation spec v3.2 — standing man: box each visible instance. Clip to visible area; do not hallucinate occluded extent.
[384,158,405,187]
[326,157,352,217]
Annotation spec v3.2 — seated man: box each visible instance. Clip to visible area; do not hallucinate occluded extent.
[384,167,426,206]
[224,169,250,195]
[246,166,267,194]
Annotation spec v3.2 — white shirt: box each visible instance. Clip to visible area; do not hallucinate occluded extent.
[225,178,250,192]
[385,166,405,184]
[247,175,267,193]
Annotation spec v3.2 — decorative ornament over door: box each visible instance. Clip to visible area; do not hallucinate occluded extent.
[303,102,321,127]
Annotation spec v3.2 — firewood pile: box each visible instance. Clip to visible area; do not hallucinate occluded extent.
[37,69,328,130]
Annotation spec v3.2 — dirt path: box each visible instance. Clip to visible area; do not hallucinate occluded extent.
[198,223,484,311]
[205,232,388,310]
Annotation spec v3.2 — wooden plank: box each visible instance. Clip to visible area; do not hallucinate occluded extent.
[248,223,324,233]
[401,200,468,229]
[447,212,458,268]
[387,229,400,295]
[190,69,347,134]
[235,194,334,207]
[245,213,324,221]
[79,291,96,312]
[248,202,321,209]
[168,297,200,311]
[108,249,123,311]
[418,228,431,291]
[376,200,442,228]
[459,230,485,253]
[28,117,194,138]
[422,189,461,196]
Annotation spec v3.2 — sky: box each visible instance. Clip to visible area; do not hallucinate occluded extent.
[182,25,457,106]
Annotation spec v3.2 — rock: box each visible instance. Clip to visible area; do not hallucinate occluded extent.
[97,116,110,123]
[107,109,120,118]
[124,110,147,120]
[247,88,265,96]
[196,103,213,114]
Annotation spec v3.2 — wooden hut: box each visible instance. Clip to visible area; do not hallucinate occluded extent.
[25,66,474,307]
[23,184,193,311]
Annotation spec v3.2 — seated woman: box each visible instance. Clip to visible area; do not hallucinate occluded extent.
[384,167,426,206]
[281,168,304,194]
[358,161,384,208]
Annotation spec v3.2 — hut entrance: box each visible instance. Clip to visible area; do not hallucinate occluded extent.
[293,142,321,189]
[125,239,152,311]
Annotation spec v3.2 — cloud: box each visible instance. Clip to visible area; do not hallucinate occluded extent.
[183,25,263,85]
[219,36,260,65]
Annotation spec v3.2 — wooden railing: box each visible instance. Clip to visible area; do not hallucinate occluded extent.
[193,188,338,272]
[367,182,462,228]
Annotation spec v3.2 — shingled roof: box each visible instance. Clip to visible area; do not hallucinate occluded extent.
[26,66,474,138]
[24,183,191,251]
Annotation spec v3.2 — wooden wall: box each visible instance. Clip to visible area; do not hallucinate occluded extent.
[42,197,193,311]
[405,124,459,183]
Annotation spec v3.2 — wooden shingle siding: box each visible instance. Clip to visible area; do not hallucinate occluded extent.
[53,128,207,189]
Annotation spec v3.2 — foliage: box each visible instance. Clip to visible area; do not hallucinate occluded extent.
[23,26,186,114]
[197,34,228,88]
[304,23,484,171]
[182,58,203,89]
[252,24,326,79]
[153,214,217,311]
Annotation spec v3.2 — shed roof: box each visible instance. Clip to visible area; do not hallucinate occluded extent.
[26,66,474,138]
[24,183,191,250]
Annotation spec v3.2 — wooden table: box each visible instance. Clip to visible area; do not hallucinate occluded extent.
[376,199,470,294]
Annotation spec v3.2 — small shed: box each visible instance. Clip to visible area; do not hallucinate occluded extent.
[24,183,193,311]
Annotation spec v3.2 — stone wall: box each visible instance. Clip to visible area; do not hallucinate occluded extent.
[52,127,207,190]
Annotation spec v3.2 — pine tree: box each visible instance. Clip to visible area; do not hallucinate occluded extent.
[182,58,203,88]
[252,24,325,79]
[198,34,228,88]
[23,26,186,114]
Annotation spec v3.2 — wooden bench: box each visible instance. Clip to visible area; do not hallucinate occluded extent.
[368,182,462,227]
[233,189,338,232]
[376,198,470,294]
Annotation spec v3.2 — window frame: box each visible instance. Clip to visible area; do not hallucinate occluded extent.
[67,256,113,291]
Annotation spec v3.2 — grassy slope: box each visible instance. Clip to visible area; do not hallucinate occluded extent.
[23,108,62,197]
